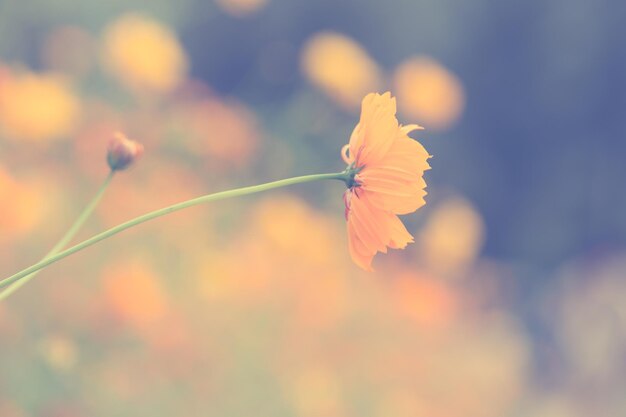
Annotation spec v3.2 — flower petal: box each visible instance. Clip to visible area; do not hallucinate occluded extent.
[347,221,375,271]
[400,124,424,135]
[359,167,426,213]
[356,191,415,249]
[385,213,414,249]
[348,190,389,253]
[349,92,399,165]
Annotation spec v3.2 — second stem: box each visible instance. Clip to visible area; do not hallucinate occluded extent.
[0,171,349,292]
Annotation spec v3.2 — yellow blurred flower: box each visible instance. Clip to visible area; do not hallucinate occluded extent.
[38,334,78,371]
[215,0,268,17]
[417,196,485,277]
[101,13,188,94]
[198,196,354,331]
[301,32,381,109]
[0,70,79,143]
[252,195,337,264]
[394,56,465,130]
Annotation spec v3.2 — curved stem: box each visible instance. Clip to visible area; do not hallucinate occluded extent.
[0,171,349,293]
[0,171,115,300]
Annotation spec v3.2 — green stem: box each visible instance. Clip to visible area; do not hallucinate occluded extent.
[0,171,349,293]
[0,171,115,300]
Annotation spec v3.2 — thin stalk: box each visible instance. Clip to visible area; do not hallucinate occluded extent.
[0,171,115,300]
[0,171,349,293]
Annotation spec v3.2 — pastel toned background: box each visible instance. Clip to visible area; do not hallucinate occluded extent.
[1,0,625,416]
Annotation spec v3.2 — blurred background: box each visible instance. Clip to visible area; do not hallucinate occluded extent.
[1,0,626,416]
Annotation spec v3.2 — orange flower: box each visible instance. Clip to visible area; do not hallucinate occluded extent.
[342,92,430,270]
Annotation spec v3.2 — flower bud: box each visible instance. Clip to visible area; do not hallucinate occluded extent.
[107,132,144,171]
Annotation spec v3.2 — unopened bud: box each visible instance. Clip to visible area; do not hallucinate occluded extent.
[107,132,144,171]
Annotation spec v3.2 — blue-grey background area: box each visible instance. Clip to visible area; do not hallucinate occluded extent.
[183,0,626,270]
[1,0,624,272]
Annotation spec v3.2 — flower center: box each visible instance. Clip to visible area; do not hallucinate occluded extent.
[342,162,363,189]
[340,145,365,189]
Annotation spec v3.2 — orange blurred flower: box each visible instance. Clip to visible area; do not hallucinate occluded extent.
[0,70,79,143]
[417,196,485,277]
[342,92,430,270]
[0,63,8,88]
[102,260,168,329]
[173,96,260,167]
[101,13,188,94]
[391,271,457,330]
[215,0,268,17]
[0,166,46,241]
[394,56,465,130]
[301,32,381,109]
